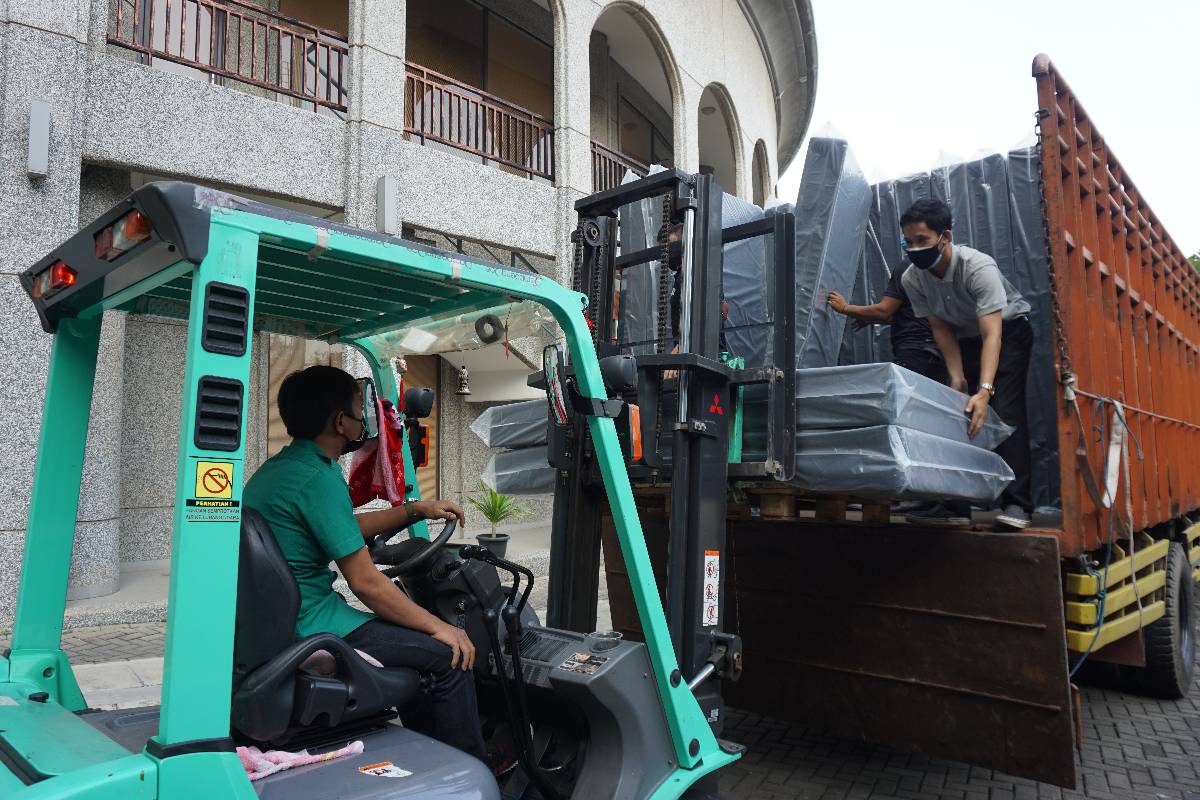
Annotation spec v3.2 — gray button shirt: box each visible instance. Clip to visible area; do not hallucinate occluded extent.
[902,245,1031,338]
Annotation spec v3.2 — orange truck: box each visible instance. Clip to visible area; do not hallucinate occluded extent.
[603,55,1200,788]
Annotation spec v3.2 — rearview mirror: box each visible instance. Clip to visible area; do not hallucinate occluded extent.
[542,345,569,426]
[404,386,435,419]
[356,377,379,440]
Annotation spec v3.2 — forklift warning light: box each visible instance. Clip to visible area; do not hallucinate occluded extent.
[30,260,76,300]
[94,210,151,261]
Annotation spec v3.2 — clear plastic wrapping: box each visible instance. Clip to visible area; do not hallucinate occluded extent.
[469,399,548,449]
[790,425,1014,501]
[361,301,555,358]
[792,136,873,368]
[794,363,1013,448]
[720,193,771,366]
[1006,146,1061,511]
[482,445,555,495]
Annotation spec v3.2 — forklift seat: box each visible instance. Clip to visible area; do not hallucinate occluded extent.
[231,509,422,745]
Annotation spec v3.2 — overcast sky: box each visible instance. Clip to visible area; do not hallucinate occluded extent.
[776,0,1200,255]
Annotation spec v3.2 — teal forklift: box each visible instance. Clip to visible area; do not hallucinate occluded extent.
[0,180,744,798]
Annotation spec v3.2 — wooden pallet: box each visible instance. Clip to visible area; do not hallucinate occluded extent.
[631,483,896,525]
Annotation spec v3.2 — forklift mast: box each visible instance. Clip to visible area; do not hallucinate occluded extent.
[544,169,796,735]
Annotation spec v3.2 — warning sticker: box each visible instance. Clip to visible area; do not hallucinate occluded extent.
[195,461,234,499]
[558,652,608,675]
[358,761,413,778]
[702,549,720,627]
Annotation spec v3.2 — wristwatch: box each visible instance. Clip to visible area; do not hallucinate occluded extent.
[979,382,995,397]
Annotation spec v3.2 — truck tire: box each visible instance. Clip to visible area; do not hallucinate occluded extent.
[1128,542,1195,699]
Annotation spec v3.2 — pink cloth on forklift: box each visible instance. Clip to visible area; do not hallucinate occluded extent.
[348,396,407,506]
[237,739,365,781]
[298,647,384,674]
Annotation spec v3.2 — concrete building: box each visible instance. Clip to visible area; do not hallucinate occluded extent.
[0,0,816,622]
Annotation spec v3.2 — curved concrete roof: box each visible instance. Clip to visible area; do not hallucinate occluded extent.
[737,0,818,174]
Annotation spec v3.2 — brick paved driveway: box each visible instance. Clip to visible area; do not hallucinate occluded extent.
[1,622,165,664]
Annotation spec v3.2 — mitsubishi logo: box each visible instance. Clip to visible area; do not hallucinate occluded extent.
[709,393,724,416]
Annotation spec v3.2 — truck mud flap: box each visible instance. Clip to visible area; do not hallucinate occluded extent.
[720,520,1076,788]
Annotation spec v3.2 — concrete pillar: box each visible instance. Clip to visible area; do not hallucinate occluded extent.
[0,6,95,621]
[675,75,702,176]
[551,1,599,289]
[343,0,407,230]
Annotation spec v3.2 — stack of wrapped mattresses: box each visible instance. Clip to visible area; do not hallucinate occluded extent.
[741,363,1014,501]
[473,399,555,495]
[472,136,1031,503]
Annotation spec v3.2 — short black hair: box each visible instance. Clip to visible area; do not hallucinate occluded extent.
[277,365,359,439]
[900,199,953,235]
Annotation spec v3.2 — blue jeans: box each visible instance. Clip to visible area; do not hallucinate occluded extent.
[345,619,487,759]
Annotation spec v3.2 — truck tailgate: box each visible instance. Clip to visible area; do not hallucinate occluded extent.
[722,519,1076,787]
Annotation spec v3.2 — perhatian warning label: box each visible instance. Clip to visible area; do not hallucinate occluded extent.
[186,460,240,522]
[702,549,720,627]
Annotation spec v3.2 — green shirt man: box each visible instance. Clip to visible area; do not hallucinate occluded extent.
[243,437,373,639]
[239,364,489,762]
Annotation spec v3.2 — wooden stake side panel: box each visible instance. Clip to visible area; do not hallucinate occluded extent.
[1035,56,1200,555]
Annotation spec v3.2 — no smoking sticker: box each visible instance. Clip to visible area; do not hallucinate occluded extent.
[195,461,234,499]
[358,761,412,778]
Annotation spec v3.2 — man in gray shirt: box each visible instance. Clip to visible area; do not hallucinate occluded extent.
[900,199,1034,530]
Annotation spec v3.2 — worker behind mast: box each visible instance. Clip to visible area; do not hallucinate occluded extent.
[899,199,1034,531]
[826,259,946,383]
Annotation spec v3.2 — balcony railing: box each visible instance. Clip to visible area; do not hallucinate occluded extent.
[404,62,554,182]
[109,0,349,113]
[591,140,648,193]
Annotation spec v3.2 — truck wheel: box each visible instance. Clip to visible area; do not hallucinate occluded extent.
[1129,542,1195,699]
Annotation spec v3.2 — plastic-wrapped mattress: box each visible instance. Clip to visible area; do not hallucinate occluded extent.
[482,446,555,495]
[469,399,547,449]
[791,425,1014,501]
[793,363,1012,449]
[792,136,872,368]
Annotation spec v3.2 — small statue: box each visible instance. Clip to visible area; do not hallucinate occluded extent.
[455,364,471,396]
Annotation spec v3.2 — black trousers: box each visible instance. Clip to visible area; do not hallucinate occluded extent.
[893,348,948,384]
[958,316,1034,512]
[345,619,487,760]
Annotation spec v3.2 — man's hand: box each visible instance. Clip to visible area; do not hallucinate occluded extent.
[827,291,849,313]
[431,623,476,670]
[965,390,990,438]
[949,374,968,394]
[412,499,466,528]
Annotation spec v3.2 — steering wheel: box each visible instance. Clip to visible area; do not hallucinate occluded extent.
[371,518,458,578]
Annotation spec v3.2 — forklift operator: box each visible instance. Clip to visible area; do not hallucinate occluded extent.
[242,365,488,760]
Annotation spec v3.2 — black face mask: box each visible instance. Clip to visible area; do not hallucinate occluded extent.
[907,235,946,270]
[341,412,367,455]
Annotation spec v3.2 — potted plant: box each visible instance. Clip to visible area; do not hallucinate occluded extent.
[465,481,528,558]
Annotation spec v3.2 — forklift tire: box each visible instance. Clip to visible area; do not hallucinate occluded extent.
[1128,542,1195,699]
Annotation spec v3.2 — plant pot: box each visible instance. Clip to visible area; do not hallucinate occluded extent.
[475,532,511,559]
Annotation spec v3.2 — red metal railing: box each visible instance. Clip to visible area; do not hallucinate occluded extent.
[591,140,648,193]
[1035,55,1200,555]
[108,0,348,112]
[404,62,554,182]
